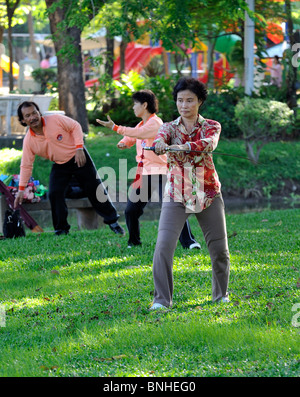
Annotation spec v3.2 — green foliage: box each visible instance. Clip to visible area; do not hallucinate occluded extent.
[234,98,294,164]
[113,71,145,96]
[31,68,57,94]
[86,72,114,110]
[108,72,146,125]
[0,209,299,376]
[87,71,179,126]
[44,0,104,66]
[144,74,178,121]
[87,71,144,126]
[88,71,248,132]
[235,98,294,138]
[228,40,244,81]
[214,140,300,199]
[201,88,245,138]
[255,82,287,104]
[87,73,246,137]
[0,148,22,175]
[45,0,101,32]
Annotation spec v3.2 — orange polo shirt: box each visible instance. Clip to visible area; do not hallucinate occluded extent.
[19,114,84,190]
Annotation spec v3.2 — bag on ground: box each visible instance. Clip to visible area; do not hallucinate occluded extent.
[3,209,26,238]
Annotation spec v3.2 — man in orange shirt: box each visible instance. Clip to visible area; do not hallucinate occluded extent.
[14,101,125,236]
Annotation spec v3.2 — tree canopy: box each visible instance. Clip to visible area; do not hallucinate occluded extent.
[2,0,298,123]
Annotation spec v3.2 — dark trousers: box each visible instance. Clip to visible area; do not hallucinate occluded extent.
[48,148,119,232]
[125,174,198,247]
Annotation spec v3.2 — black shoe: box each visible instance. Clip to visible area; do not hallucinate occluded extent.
[109,222,125,236]
[55,229,69,236]
[127,242,142,248]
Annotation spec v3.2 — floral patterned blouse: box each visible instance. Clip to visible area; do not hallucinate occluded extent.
[153,114,222,212]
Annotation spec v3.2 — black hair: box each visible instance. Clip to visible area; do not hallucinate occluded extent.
[18,101,41,127]
[173,77,208,104]
[132,89,158,114]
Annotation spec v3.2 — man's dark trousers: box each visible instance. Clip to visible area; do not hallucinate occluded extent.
[48,148,119,233]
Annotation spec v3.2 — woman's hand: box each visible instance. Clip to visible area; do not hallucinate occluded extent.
[155,141,169,154]
[117,142,128,150]
[96,115,115,130]
[168,144,190,151]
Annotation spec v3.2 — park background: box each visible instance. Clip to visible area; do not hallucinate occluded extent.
[0,0,299,380]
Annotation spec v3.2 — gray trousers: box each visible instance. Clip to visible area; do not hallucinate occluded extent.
[152,196,230,307]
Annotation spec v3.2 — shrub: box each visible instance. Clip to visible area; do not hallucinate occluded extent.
[255,82,287,103]
[87,72,246,129]
[87,71,179,126]
[234,98,294,164]
[31,68,57,94]
[201,88,245,139]
[143,74,178,122]
[87,71,145,127]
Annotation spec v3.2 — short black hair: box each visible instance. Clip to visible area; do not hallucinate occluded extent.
[173,77,208,104]
[132,89,158,114]
[18,101,41,126]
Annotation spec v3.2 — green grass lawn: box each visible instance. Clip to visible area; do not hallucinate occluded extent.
[0,208,299,377]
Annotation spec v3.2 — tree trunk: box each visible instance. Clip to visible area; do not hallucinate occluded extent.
[45,0,88,132]
[120,39,127,76]
[285,0,298,112]
[7,20,13,92]
[162,49,170,76]
[207,38,216,89]
[28,11,38,60]
[0,26,4,43]
[105,29,114,78]
[174,52,183,75]
[5,0,21,91]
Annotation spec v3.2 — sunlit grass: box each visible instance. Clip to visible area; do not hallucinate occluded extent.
[0,148,22,165]
[0,208,299,377]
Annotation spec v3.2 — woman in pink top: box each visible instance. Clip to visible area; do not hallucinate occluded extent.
[97,89,200,250]
[270,55,282,87]
[40,54,50,69]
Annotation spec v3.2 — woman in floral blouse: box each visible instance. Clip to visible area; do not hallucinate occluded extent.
[96,89,200,250]
[150,77,230,310]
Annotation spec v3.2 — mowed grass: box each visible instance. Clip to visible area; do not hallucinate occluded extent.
[0,208,299,377]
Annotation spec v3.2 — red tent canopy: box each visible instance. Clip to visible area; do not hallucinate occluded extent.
[85,42,162,87]
[113,42,162,80]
